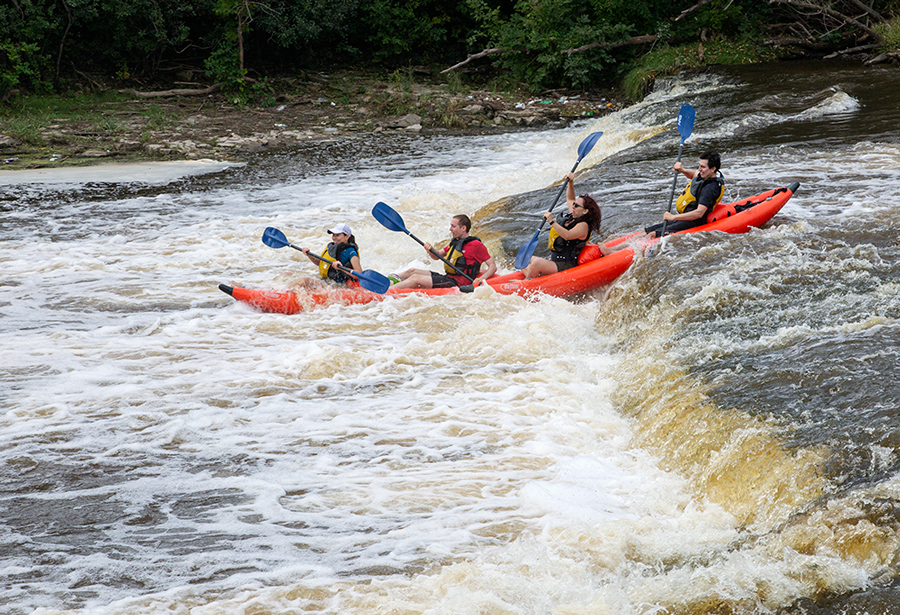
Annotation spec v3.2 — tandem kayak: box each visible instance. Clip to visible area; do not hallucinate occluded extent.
[219,182,799,314]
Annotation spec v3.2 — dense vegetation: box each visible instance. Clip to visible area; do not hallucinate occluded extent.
[2,0,899,101]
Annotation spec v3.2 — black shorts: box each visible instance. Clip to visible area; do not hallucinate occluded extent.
[645,218,706,237]
[430,272,459,288]
[550,254,579,272]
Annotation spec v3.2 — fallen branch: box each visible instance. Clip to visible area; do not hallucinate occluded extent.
[846,0,884,22]
[764,36,836,50]
[441,49,505,74]
[676,0,715,22]
[865,51,900,65]
[768,0,881,39]
[823,42,880,57]
[118,84,221,98]
[564,34,658,55]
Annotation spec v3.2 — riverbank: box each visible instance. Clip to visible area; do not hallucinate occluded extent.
[0,70,624,171]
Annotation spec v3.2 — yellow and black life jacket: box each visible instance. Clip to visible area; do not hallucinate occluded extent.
[318,241,359,282]
[442,236,483,279]
[675,172,725,214]
[547,213,589,261]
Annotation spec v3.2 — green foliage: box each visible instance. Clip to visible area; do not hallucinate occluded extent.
[621,39,778,100]
[465,0,665,91]
[874,17,900,51]
[0,42,47,95]
[0,0,818,98]
[205,44,245,92]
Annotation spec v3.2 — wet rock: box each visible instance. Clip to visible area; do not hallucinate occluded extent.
[388,113,422,129]
[0,134,21,149]
[117,139,143,152]
[496,110,548,126]
[42,131,68,145]
[79,149,110,158]
[459,104,485,115]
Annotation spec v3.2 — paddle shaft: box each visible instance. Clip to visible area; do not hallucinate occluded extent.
[410,233,475,283]
[287,241,361,279]
[660,141,686,238]
[537,160,580,233]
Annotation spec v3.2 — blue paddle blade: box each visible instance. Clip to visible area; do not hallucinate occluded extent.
[356,269,391,294]
[372,202,409,234]
[262,226,289,249]
[514,230,540,269]
[677,104,695,143]
[576,131,603,161]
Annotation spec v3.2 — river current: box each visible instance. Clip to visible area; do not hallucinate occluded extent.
[2,60,899,615]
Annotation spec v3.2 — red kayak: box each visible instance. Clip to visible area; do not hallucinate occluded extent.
[220,182,798,314]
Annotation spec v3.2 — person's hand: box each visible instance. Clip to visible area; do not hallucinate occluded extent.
[424,242,433,253]
[300,247,309,254]
[543,212,554,224]
[663,211,676,221]
[672,161,684,174]
[565,172,575,182]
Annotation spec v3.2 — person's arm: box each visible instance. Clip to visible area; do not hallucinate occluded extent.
[565,171,576,210]
[663,204,708,222]
[423,242,444,261]
[300,247,321,265]
[545,219,589,241]
[474,256,497,284]
[673,161,697,180]
[347,253,362,273]
[664,179,718,221]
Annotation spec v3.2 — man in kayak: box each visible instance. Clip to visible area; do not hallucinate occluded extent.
[643,151,725,238]
[391,214,497,289]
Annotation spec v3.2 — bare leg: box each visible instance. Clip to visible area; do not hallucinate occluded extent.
[289,276,330,291]
[391,272,435,289]
[522,256,560,279]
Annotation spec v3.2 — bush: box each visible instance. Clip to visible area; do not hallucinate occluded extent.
[875,17,900,52]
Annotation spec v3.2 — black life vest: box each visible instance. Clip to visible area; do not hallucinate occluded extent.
[547,213,589,261]
[443,236,483,279]
[675,171,726,215]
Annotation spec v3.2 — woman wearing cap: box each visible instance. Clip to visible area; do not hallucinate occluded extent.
[296,223,363,287]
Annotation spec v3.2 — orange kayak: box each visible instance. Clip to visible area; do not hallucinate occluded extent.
[220,182,798,314]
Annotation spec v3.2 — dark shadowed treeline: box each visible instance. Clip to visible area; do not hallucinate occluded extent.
[1,0,897,99]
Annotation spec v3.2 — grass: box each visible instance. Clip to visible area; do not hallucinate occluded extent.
[0,91,179,138]
[1,91,124,142]
[621,38,781,101]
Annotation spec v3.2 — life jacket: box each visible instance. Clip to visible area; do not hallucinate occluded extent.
[318,241,359,283]
[442,236,483,279]
[547,213,589,261]
[675,171,725,214]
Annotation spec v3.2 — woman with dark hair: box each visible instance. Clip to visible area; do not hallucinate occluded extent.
[522,172,605,279]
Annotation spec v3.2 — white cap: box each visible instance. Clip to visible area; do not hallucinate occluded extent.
[327,223,352,236]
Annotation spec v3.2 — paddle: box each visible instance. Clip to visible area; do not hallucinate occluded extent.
[513,131,604,269]
[659,103,696,238]
[371,202,475,283]
[261,226,391,294]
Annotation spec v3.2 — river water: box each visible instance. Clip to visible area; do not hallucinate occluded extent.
[1,59,899,615]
